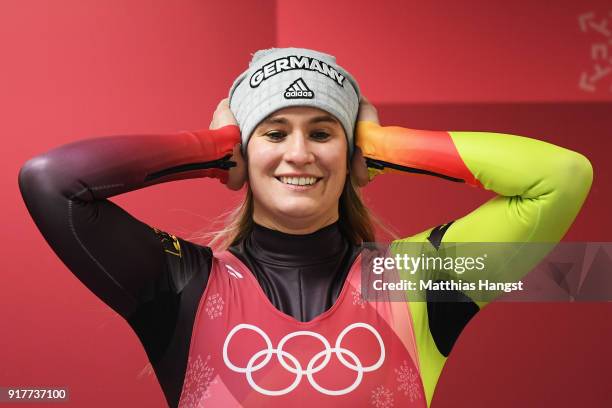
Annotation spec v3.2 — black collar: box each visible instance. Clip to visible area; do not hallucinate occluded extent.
[243,221,348,266]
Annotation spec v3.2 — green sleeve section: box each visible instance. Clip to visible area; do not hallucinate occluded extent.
[446,131,593,244]
[391,131,593,406]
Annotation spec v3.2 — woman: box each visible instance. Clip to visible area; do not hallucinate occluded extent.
[18,47,592,407]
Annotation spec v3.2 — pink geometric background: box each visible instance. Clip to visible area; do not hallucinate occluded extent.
[2,1,611,407]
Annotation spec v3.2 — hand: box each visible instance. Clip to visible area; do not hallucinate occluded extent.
[357,96,380,125]
[209,98,239,129]
[351,96,380,187]
[210,98,246,190]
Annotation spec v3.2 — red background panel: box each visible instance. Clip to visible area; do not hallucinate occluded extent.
[277,0,612,103]
[2,1,611,407]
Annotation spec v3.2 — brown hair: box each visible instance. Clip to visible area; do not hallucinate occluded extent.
[200,171,398,252]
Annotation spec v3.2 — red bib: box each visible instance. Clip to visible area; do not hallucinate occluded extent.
[178,251,426,407]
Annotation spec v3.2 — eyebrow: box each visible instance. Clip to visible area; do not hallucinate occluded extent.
[262,115,340,125]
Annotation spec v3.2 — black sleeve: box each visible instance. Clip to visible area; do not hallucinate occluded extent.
[426,222,480,357]
[19,155,217,378]
[18,160,181,318]
[17,130,234,315]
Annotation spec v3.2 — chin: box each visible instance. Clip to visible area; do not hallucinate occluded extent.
[276,205,319,219]
[272,199,323,219]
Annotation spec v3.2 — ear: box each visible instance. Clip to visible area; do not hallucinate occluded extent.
[226,143,248,191]
[350,146,369,187]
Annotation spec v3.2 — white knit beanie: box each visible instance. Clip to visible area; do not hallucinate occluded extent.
[228,47,361,156]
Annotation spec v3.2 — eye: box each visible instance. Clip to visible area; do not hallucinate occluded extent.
[311,131,331,141]
[265,131,286,141]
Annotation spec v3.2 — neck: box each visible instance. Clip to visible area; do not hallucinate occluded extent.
[252,205,339,235]
[246,220,347,265]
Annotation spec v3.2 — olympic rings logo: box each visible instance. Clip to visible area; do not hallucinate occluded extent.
[222,322,385,396]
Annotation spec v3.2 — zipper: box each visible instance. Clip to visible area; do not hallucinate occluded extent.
[365,157,464,183]
[144,154,235,182]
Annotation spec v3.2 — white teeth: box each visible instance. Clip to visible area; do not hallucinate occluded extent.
[279,176,318,186]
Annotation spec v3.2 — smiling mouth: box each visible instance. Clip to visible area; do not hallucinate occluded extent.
[275,176,322,186]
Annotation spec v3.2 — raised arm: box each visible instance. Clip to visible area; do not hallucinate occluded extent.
[18,125,240,318]
[357,120,592,264]
[356,119,593,406]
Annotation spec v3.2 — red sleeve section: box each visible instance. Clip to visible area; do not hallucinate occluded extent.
[355,121,482,188]
[24,125,242,200]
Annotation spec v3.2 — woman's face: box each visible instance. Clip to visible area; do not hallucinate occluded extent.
[247,106,348,231]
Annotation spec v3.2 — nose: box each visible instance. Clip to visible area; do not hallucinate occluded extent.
[283,131,314,165]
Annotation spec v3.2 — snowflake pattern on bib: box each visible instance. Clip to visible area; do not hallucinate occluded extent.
[395,360,422,402]
[371,385,394,408]
[351,284,366,309]
[205,293,224,319]
[179,354,217,408]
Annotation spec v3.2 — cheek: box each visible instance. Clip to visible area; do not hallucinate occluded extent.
[246,142,278,187]
[319,142,348,172]
[319,149,348,195]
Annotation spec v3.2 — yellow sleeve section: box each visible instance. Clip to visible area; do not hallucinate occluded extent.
[392,131,593,406]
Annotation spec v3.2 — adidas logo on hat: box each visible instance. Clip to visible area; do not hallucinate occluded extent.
[284,78,314,99]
